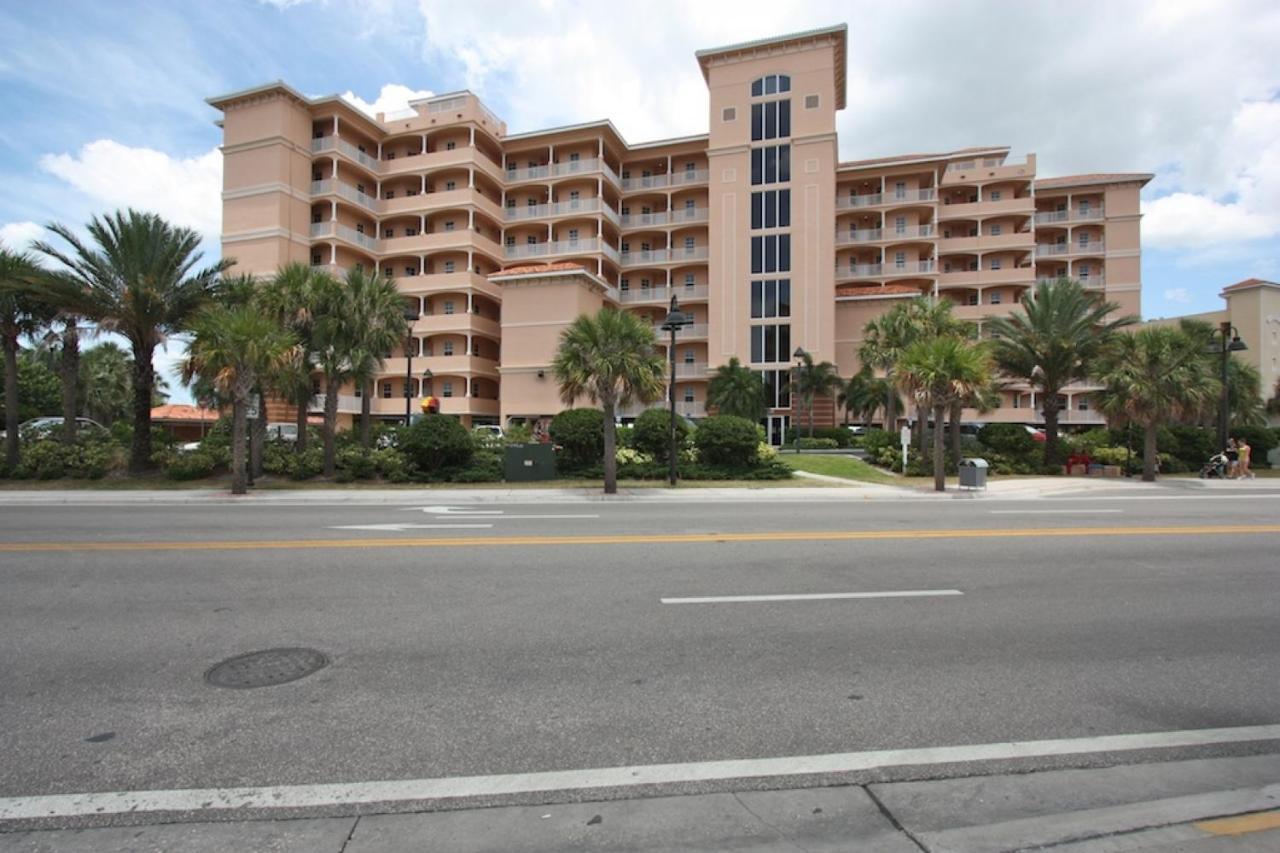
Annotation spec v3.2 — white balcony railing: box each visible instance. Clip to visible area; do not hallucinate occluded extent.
[838,193,883,209]
[882,259,937,275]
[505,163,550,183]
[837,263,884,278]
[503,198,613,222]
[674,361,709,378]
[619,246,709,266]
[1035,241,1106,257]
[620,208,710,228]
[885,188,937,204]
[311,136,381,172]
[670,169,710,186]
[650,323,708,339]
[502,237,606,260]
[619,285,709,305]
[309,221,377,252]
[620,173,670,191]
[836,228,882,244]
[946,158,1005,171]
[311,180,381,212]
[1038,275,1107,288]
[1034,207,1105,225]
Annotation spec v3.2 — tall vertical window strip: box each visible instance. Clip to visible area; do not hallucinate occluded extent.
[750,145,791,185]
[750,235,791,274]
[750,100,791,141]
[751,190,791,229]
[750,324,792,364]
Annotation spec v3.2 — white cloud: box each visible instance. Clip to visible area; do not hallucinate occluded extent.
[38,141,222,244]
[0,221,43,251]
[1163,288,1192,304]
[341,83,434,120]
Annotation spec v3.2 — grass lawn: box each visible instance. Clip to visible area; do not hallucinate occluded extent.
[0,474,834,491]
[780,453,901,485]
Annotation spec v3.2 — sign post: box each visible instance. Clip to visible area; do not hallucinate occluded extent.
[900,424,911,471]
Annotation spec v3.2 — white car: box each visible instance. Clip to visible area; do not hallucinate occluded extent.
[1,417,107,440]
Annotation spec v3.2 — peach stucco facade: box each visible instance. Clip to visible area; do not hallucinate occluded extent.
[209,24,1150,437]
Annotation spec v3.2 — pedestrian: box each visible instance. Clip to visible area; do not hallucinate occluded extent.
[1237,438,1254,479]
[1225,438,1239,478]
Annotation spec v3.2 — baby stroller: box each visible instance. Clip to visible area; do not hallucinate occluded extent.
[1199,452,1229,479]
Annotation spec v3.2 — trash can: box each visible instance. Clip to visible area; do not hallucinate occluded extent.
[958,457,989,489]
[503,443,556,482]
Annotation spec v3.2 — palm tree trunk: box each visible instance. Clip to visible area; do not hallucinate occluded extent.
[808,396,815,439]
[1042,395,1061,467]
[323,374,339,477]
[916,403,927,455]
[129,342,156,475]
[883,383,897,431]
[1142,422,1158,482]
[294,390,309,453]
[932,403,947,492]
[602,398,618,495]
[949,399,963,465]
[3,333,19,471]
[360,378,373,447]
[231,396,248,495]
[60,320,79,445]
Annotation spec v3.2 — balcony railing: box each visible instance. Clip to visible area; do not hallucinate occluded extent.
[619,247,710,266]
[311,136,381,172]
[836,228,882,244]
[309,221,377,252]
[620,173,672,191]
[1034,207,1105,225]
[670,169,710,186]
[502,237,608,260]
[650,323,708,339]
[505,164,550,183]
[882,260,937,275]
[838,193,883,209]
[946,158,1005,171]
[620,208,710,228]
[1037,275,1106,288]
[884,224,936,240]
[311,179,381,212]
[884,188,937,205]
[618,284,710,304]
[503,198,615,222]
[1035,241,1106,257]
[837,263,884,278]
[674,362,709,378]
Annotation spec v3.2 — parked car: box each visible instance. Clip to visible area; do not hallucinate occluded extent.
[472,424,504,439]
[1023,425,1048,442]
[0,417,107,440]
[844,425,867,436]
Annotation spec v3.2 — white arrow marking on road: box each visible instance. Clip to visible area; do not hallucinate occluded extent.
[328,523,494,531]
[409,506,504,515]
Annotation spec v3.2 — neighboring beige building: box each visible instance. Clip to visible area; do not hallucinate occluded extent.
[208,24,1150,442]
[1150,278,1280,425]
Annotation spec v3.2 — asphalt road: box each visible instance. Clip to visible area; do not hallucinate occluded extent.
[1,491,1278,826]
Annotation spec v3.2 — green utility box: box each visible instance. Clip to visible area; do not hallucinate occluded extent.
[503,443,557,482]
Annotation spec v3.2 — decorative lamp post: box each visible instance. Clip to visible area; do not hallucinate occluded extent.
[403,306,420,426]
[792,347,808,454]
[1206,321,1247,451]
[659,295,694,487]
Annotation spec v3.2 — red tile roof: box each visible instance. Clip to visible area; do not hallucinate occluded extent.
[150,405,219,422]
[491,262,587,277]
[835,284,925,299]
[1034,172,1154,189]
[1222,277,1280,293]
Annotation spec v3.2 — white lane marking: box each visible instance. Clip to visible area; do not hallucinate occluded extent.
[990,509,1124,515]
[433,514,600,520]
[411,505,503,515]
[4,724,1280,821]
[661,589,963,604]
[327,524,494,531]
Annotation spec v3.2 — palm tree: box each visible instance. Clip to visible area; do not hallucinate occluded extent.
[1,245,47,469]
[859,308,911,431]
[862,375,900,429]
[948,381,1000,465]
[901,297,972,453]
[1093,326,1218,482]
[344,268,410,447]
[552,308,665,494]
[1176,319,1266,428]
[183,303,298,494]
[788,351,841,438]
[79,342,133,426]
[707,357,767,421]
[837,368,874,426]
[896,336,993,491]
[986,277,1135,466]
[34,210,230,474]
[309,272,357,477]
[258,263,327,453]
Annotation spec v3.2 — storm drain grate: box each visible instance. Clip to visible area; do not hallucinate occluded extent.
[205,647,329,689]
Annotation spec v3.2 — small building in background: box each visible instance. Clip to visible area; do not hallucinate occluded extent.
[150,405,219,443]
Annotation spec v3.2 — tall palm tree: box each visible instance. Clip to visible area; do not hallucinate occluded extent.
[552,308,665,494]
[183,303,298,494]
[344,268,410,447]
[1093,326,1218,482]
[897,336,993,492]
[79,341,133,426]
[707,356,767,421]
[837,368,874,426]
[258,263,327,453]
[986,277,1135,466]
[1,245,47,469]
[862,375,900,429]
[788,351,841,438]
[34,210,230,474]
[858,308,911,431]
[309,272,357,477]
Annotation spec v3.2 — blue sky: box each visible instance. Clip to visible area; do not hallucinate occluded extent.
[2,0,1278,396]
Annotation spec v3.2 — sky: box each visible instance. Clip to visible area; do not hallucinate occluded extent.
[1,0,1278,401]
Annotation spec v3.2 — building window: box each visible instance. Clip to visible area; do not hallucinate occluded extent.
[684,236,695,251]
[684,350,695,364]
[684,273,696,287]
[722,106,736,122]
[381,382,392,399]
[750,144,791,186]
[311,252,322,265]
[894,181,906,199]
[442,381,453,398]
[990,258,1002,270]
[750,323,792,364]
[750,234,791,274]
[751,279,792,319]
[443,300,455,315]
[990,190,1002,201]
[751,189,791,229]
[527,235,537,245]
[444,261,455,273]
[750,74,791,96]
[967,292,979,305]
[444,221,455,232]
[355,223,365,234]
[443,341,454,356]
[804,94,819,109]
[405,266,416,276]
[683,388,695,403]
[445,141,456,151]
[383,228,394,238]
[1079,264,1091,279]
[750,98,791,141]
[761,370,791,408]
[895,251,905,269]
[990,292,1002,304]
[895,215,906,234]
[445,180,456,191]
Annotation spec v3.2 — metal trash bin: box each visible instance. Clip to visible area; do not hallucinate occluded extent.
[503,443,556,482]
[958,457,989,489]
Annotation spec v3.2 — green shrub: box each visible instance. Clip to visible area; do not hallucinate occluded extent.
[451,449,504,482]
[371,448,409,482]
[16,438,120,480]
[400,415,474,476]
[337,446,377,480]
[784,426,852,447]
[796,437,839,450]
[262,441,294,475]
[978,423,1036,455]
[632,408,692,461]
[549,408,604,472]
[470,427,504,451]
[694,415,760,468]
[1230,425,1277,467]
[503,422,533,445]
[289,447,324,480]
[167,451,219,481]
[861,428,898,460]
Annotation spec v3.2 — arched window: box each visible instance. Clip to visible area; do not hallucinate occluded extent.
[750,74,791,97]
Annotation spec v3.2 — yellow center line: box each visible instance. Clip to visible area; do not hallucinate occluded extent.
[1195,809,1280,836]
[0,524,1278,553]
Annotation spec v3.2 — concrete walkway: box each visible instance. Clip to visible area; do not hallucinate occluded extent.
[2,755,1277,851]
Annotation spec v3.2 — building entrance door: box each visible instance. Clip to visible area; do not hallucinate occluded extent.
[766,415,789,446]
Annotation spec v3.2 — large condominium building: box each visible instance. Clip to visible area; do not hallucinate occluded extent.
[209,24,1151,443]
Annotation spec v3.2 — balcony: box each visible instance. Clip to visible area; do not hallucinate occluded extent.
[503,237,614,261]
[882,260,937,277]
[942,157,1034,184]
[881,224,937,242]
[311,179,381,213]
[411,312,501,338]
[1034,207,1105,225]
[1035,241,1106,258]
[503,198,618,223]
[976,407,1106,426]
[311,136,380,174]
[650,323,708,339]
[504,157,620,186]
[836,263,884,280]
[836,188,937,209]
[619,169,708,192]
[382,187,505,222]
[619,247,709,267]
[384,355,500,377]
[310,221,377,253]
[674,362,709,379]
[837,193,883,210]
[620,284,709,305]
[620,208,710,228]
[835,228,882,245]
[669,169,710,187]
[394,271,503,300]
[937,196,1035,219]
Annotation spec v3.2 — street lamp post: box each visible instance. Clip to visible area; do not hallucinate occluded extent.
[403,307,420,426]
[1206,321,1247,451]
[660,295,694,487]
[792,347,808,454]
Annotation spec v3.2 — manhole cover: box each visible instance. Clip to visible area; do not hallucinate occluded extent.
[205,647,328,689]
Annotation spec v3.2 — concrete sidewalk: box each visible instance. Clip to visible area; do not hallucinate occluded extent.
[3,754,1278,852]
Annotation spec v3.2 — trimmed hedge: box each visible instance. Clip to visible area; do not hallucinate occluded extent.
[632,408,692,461]
[399,415,474,477]
[549,408,604,472]
[694,415,761,468]
[784,426,853,447]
